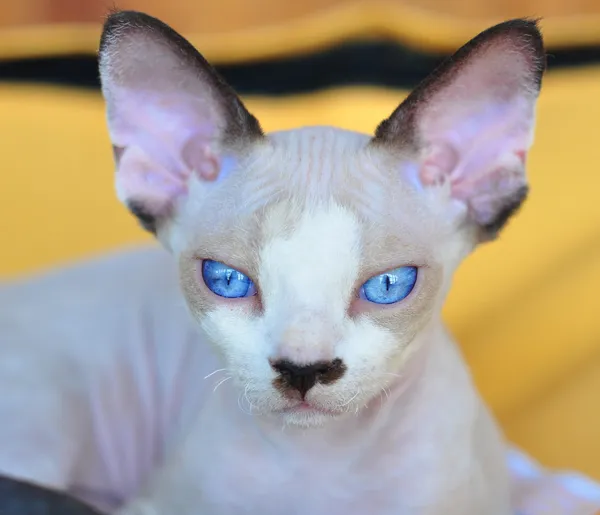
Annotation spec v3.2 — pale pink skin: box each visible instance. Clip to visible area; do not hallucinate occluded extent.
[1,13,599,515]
[1,248,599,515]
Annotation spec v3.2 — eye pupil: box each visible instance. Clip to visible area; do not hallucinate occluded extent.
[361,266,417,305]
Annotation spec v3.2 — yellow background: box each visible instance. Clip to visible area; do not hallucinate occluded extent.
[1,0,600,481]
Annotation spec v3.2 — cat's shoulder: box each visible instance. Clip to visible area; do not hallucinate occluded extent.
[0,246,189,359]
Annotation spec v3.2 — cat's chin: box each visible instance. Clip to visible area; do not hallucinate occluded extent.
[271,402,345,428]
[278,409,339,428]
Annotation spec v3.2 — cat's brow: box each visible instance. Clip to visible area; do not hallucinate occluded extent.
[238,127,392,220]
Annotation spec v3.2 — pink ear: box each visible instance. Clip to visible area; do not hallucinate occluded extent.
[374,19,545,239]
[99,11,262,233]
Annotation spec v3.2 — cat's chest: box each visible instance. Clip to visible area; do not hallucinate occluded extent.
[194,440,404,515]
[176,406,418,515]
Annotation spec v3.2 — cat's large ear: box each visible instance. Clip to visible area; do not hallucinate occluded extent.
[98,11,263,234]
[372,19,546,241]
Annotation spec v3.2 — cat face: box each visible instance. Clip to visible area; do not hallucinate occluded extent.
[99,11,545,426]
[174,126,459,426]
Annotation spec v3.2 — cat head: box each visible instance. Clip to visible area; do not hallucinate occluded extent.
[99,12,545,427]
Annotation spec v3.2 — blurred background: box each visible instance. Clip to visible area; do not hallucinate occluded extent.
[1,0,600,480]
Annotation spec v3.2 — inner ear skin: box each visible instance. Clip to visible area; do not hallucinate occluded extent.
[100,10,264,144]
[373,19,545,148]
[100,11,265,238]
[369,19,544,242]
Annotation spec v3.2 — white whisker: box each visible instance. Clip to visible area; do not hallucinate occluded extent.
[243,384,255,414]
[237,393,249,415]
[204,368,228,380]
[213,376,232,392]
[339,389,360,408]
[237,384,254,416]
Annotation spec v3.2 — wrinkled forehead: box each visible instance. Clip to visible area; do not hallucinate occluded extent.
[181,127,440,275]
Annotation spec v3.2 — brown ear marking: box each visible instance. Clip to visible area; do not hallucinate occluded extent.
[373,18,546,147]
[99,10,263,143]
[479,185,529,241]
[127,199,158,235]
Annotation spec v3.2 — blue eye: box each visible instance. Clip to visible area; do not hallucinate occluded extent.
[201,260,257,299]
[360,266,418,305]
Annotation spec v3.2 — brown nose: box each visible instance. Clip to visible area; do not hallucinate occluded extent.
[271,359,346,398]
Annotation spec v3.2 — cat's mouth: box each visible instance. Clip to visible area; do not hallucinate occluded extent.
[278,401,340,416]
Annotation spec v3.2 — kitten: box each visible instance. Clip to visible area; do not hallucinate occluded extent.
[98,11,544,515]
[12,10,600,515]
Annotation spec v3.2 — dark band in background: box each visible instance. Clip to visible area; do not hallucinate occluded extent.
[0,39,599,95]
